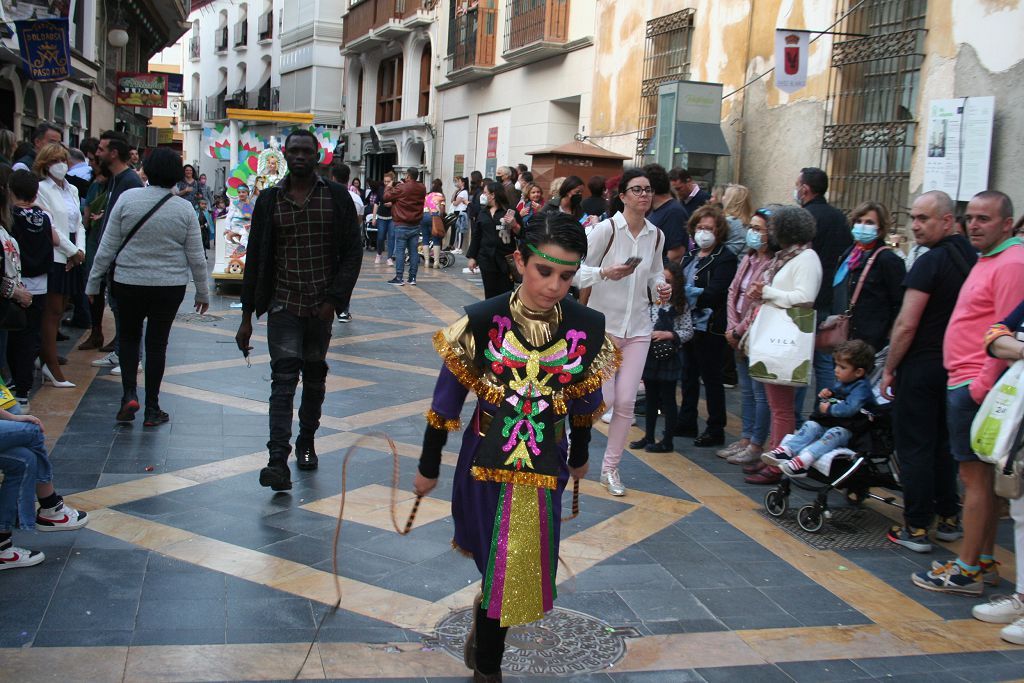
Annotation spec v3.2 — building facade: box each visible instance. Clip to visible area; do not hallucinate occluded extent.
[590,0,1024,227]
[0,0,188,147]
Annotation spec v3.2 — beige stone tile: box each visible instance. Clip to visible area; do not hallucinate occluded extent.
[84,508,196,547]
[560,506,680,576]
[0,646,128,682]
[161,354,272,377]
[319,641,468,678]
[124,643,325,681]
[173,320,268,343]
[326,351,440,377]
[303,484,452,531]
[889,618,1024,654]
[158,535,313,587]
[396,283,462,325]
[616,632,765,671]
[324,374,375,393]
[739,624,924,663]
[65,474,197,511]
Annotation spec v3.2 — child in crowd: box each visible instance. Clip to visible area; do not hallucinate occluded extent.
[630,263,693,453]
[761,339,876,476]
[197,197,215,252]
[0,409,89,570]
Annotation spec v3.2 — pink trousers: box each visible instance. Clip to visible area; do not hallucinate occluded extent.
[601,334,651,473]
[764,383,796,450]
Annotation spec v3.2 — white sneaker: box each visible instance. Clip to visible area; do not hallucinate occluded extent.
[35,500,89,531]
[973,594,1024,624]
[92,352,118,368]
[600,469,626,496]
[111,365,121,376]
[1002,617,1024,645]
[374,255,382,264]
[600,408,613,424]
[0,541,44,570]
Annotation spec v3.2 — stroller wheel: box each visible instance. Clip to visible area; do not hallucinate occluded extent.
[764,489,788,517]
[797,505,824,533]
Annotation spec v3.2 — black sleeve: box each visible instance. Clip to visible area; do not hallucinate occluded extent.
[419,426,448,479]
[697,253,738,311]
[239,195,266,315]
[879,251,907,332]
[902,248,939,293]
[326,185,364,313]
[467,214,484,260]
[568,424,591,468]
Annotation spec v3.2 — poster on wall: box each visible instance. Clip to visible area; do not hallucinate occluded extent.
[922,96,995,201]
[454,154,465,179]
[774,29,810,94]
[485,127,498,179]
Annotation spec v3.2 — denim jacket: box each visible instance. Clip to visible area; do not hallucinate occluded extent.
[826,377,875,418]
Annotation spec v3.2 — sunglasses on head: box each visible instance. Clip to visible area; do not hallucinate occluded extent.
[755,208,773,218]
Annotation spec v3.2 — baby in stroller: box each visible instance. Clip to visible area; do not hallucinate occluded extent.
[762,340,876,476]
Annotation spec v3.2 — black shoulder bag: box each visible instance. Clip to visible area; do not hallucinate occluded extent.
[108,194,173,283]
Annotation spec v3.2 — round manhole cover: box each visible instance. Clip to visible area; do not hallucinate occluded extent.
[175,312,224,324]
[434,606,626,676]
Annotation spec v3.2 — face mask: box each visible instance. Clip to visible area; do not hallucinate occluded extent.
[851,223,878,245]
[514,180,521,191]
[480,194,489,206]
[694,229,715,250]
[570,193,583,212]
[793,188,802,205]
[745,228,762,251]
[49,162,68,181]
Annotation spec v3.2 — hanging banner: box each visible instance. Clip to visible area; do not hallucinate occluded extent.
[15,18,71,82]
[485,127,498,179]
[116,72,170,108]
[774,29,810,94]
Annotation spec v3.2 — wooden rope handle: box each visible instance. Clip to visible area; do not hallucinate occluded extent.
[561,478,580,522]
[403,495,422,535]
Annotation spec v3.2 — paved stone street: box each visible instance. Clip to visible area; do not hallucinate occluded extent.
[3,253,1021,682]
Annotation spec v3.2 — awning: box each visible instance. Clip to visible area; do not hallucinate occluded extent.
[674,121,730,156]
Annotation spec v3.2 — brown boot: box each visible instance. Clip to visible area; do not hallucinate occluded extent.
[78,328,104,351]
[464,593,483,670]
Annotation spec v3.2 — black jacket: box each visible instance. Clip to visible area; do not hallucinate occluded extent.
[831,245,906,351]
[681,188,711,215]
[240,179,361,317]
[804,196,852,312]
[681,244,738,335]
[467,205,524,272]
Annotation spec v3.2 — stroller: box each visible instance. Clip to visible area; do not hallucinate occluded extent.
[762,402,903,533]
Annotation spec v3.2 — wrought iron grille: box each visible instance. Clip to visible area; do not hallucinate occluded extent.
[635,9,694,165]
[821,0,927,227]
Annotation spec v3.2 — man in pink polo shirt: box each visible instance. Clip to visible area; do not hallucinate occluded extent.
[914,190,1024,596]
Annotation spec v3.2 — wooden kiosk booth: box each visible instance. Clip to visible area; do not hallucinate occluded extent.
[525,140,630,198]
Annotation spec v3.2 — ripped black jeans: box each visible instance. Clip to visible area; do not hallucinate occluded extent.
[266,303,333,464]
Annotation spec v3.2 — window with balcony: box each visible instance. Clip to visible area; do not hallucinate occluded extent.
[418,43,431,117]
[376,55,403,123]
[504,0,568,53]
[258,10,273,42]
[235,5,249,48]
[635,9,693,163]
[447,0,496,75]
[821,0,927,225]
[216,27,228,52]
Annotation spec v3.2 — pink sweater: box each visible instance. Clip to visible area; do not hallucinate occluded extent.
[943,239,1024,401]
[727,252,772,336]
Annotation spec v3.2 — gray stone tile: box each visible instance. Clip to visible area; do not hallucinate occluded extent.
[643,618,727,634]
[258,534,336,567]
[872,673,966,682]
[65,547,150,573]
[790,610,872,628]
[850,655,944,677]
[0,629,36,648]
[928,652,1012,670]
[131,628,226,646]
[32,629,134,647]
[660,557,751,590]
[136,598,227,630]
[225,627,317,644]
[554,590,640,625]
[760,584,851,613]
[690,587,788,619]
[52,569,146,602]
[140,568,226,600]
[776,659,870,682]
[701,540,779,563]
[375,551,480,602]
[574,564,681,592]
[696,664,795,682]
[225,597,315,630]
[729,560,818,588]
[718,612,803,630]
[40,596,140,631]
[617,588,715,622]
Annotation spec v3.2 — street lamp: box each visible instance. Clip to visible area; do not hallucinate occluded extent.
[107,1,129,48]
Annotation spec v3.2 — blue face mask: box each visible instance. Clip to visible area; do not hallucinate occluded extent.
[851,223,878,245]
[745,228,762,251]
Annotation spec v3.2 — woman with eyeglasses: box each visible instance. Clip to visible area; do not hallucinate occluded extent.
[826,201,905,352]
[675,205,738,448]
[575,170,672,496]
[720,207,778,466]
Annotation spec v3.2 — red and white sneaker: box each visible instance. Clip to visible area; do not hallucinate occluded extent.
[760,446,793,467]
[0,539,45,570]
[35,501,89,531]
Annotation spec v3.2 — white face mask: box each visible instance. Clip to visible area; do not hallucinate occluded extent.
[694,229,715,250]
[793,188,802,205]
[480,194,489,206]
[49,162,68,181]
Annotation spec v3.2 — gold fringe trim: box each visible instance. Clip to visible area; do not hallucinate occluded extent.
[433,330,505,406]
[562,339,622,401]
[451,540,475,558]
[425,409,461,432]
[471,465,558,490]
[570,401,607,428]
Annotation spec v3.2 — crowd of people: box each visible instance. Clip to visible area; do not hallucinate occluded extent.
[3,121,1024,666]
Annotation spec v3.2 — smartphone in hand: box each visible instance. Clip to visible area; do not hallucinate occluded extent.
[623,256,643,269]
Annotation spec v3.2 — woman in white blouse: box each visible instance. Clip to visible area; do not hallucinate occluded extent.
[34,143,85,387]
[575,170,672,496]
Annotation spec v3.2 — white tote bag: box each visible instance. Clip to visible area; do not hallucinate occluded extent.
[970,360,1024,465]
[746,304,816,387]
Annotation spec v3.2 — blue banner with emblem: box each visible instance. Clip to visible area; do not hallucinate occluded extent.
[15,18,71,82]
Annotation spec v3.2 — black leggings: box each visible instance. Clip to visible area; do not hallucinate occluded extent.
[474,603,509,675]
[6,294,44,399]
[112,282,185,409]
[643,379,678,444]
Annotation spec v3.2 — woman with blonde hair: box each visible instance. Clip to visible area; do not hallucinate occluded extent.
[721,184,753,254]
[33,143,85,388]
